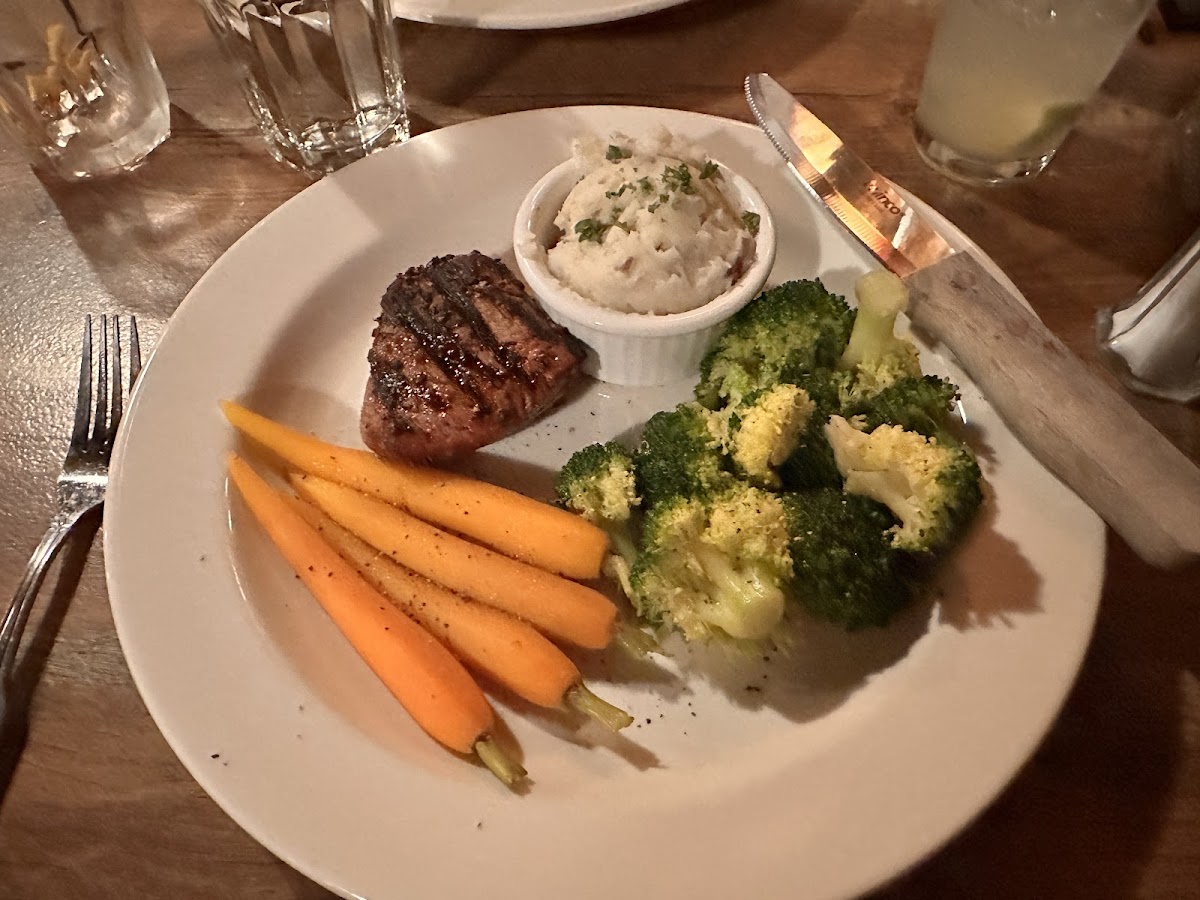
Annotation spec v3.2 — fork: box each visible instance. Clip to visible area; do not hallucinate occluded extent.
[0,315,140,730]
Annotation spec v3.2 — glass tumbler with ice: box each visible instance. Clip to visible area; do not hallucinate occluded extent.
[913,0,1153,185]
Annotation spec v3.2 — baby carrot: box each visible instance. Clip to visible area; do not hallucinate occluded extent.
[227,453,525,786]
[221,400,609,580]
[291,499,632,730]
[290,473,619,650]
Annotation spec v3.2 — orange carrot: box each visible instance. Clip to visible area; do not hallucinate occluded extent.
[291,499,632,730]
[226,453,525,785]
[291,473,619,650]
[221,400,608,580]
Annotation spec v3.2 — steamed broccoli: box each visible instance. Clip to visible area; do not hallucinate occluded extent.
[777,369,854,491]
[629,486,792,642]
[849,374,960,437]
[783,489,915,630]
[555,268,985,647]
[838,270,922,404]
[635,402,732,505]
[711,384,815,488]
[695,280,855,409]
[825,415,982,554]
[556,440,639,526]
[556,440,641,594]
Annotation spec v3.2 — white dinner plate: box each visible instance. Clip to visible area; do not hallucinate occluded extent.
[394,0,692,29]
[105,106,1104,900]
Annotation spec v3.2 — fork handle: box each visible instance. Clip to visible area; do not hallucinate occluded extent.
[0,512,82,681]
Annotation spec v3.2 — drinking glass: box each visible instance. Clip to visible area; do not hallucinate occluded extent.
[1096,227,1200,404]
[0,0,170,180]
[913,0,1153,185]
[196,0,410,178]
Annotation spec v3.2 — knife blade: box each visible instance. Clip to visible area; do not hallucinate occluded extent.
[745,72,1200,570]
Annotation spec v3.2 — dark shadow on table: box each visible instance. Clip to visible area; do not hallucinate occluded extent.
[277,865,340,900]
[0,513,99,812]
[402,0,861,122]
[876,539,1198,899]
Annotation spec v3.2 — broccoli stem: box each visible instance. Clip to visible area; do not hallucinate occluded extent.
[840,270,909,370]
[601,524,639,599]
[565,684,635,731]
[695,546,765,607]
[607,527,638,566]
[692,546,785,640]
[474,737,527,788]
[614,622,662,658]
[603,553,635,600]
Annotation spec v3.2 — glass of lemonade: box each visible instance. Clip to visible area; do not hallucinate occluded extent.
[914,0,1153,185]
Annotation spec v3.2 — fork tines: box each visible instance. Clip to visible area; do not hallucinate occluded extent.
[71,315,141,460]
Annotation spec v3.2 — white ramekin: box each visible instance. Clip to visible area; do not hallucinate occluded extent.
[512,156,777,386]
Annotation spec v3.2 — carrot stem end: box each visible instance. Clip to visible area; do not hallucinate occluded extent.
[475,737,527,787]
[565,684,634,732]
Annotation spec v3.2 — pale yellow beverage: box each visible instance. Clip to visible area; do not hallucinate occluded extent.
[914,0,1152,183]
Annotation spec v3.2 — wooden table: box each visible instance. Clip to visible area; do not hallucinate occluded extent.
[1,1,1198,897]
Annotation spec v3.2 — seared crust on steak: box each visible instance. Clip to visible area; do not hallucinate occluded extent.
[361,252,587,463]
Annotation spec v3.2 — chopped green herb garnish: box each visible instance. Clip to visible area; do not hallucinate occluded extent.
[637,177,653,193]
[661,163,696,195]
[575,218,611,243]
[606,144,632,161]
[741,211,761,235]
[575,208,635,242]
[659,193,669,204]
[605,183,629,199]
[699,160,720,180]
[647,201,661,213]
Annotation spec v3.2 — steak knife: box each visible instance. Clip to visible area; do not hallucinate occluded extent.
[745,72,1200,570]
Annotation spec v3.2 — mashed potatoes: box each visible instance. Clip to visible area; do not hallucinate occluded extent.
[546,133,758,315]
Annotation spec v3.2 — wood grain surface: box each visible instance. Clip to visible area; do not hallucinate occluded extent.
[0,1,1198,898]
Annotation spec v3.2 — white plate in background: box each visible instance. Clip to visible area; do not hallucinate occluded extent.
[395,0,693,29]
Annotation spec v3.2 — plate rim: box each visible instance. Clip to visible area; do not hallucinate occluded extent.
[394,0,694,30]
[103,103,1105,900]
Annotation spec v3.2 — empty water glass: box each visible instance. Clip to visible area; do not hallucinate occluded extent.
[0,0,170,180]
[1097,227,1200,403]
[196,0,410,178]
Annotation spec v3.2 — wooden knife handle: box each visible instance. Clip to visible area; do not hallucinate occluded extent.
[905,252,1200,570]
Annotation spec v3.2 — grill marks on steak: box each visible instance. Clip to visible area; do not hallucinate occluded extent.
[362,252,586,463]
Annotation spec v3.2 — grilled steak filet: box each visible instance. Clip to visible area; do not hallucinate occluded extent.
[361,252,587,463]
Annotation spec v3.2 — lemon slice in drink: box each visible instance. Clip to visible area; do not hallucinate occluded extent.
[936,99,1084,162]
[1011,102,1085,157]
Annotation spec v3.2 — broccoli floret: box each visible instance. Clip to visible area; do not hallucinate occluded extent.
[556,441,639,525]
[556,441,640,593]
[777,369,854,491]
[629,486,792,642]
[695,280,854,409]
[794,367,856,414]
[838,270,922,404]
[825,415,983,554]
[783,489,915,630]
[849,374,960,437]
[710,384,815,488]
[635,402,732,506]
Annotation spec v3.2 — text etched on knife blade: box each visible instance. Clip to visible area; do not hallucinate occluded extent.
[867,180,902,216]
